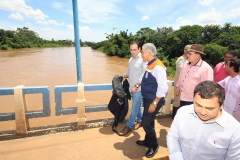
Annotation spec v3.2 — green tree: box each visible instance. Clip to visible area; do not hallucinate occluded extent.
[204,43,228,67]
[201,25,222,44]
[164,25,203,59]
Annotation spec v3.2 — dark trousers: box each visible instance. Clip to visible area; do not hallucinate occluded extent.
[142,98,165,148]
[180,100,193,107]
[171,106,180,120]
[172,101,193,120]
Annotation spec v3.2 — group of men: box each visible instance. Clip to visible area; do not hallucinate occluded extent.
[118,41,168,158]
[116,41,240,159]
[169,45,240,159]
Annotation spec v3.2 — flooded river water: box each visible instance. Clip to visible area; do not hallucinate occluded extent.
[0,47,129,131]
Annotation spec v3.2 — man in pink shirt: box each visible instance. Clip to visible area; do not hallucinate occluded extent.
[175,44,213,107]
[218,58,240,122]
[214,50,236,82]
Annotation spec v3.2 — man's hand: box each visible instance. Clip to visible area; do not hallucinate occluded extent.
[122,74,127,82]
[175,87,180,96]
[131,86,138,93]
[148,103,156,113]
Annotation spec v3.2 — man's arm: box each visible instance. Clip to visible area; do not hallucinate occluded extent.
[137,61,147,83]
[166,109,184,160]
[148,65,168,113]
[124,57,133,78]
[152,65,168,98]
[174,59,184,97]
[225,127,240,160]
[201,65,214,81]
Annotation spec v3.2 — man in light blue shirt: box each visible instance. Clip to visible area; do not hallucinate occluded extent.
[118,41,147,136]
[167,80,240,160]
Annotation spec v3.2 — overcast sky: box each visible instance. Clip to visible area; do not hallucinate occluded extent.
[0,0,240,42]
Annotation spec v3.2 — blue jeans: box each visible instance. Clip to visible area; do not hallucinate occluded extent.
[126,91,143,128]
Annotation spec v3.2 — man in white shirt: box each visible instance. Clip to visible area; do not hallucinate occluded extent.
[218,58,240,122]
[119,41,147,136]
[167,80,240,160]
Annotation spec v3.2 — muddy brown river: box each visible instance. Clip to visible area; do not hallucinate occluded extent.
[0,47,129,131]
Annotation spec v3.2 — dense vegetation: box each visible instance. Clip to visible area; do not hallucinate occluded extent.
[0,27,73,50]
[81,23,240,77]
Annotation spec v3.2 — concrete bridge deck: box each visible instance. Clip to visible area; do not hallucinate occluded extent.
[0,116,171,160]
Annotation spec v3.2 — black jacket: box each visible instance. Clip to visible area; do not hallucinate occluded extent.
[108,75,131,122]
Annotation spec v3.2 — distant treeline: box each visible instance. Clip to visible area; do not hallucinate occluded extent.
[81,23,240,77]
[0,27,73,50]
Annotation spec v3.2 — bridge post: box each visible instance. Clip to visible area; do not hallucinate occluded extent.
[14,85,28,134]
[125,99,132,120]
[76,83,86,126]
[162,80,173,115]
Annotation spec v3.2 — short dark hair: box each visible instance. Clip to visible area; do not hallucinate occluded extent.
[229,58,240,73]
[194,81,224,106]
[130,41,140,49]
[225,50,237,57]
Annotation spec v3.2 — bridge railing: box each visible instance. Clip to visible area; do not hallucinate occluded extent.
[0,80,174,134]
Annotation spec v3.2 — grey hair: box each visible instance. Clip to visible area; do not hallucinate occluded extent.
[143,43,157,56]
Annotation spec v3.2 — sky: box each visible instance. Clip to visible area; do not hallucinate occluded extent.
[0,0,240,42]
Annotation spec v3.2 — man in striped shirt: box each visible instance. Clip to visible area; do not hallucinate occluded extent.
[167,80,240,160]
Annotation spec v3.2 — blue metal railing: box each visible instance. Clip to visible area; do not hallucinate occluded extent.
[55,84,112,115]
[0,84,113,121]
[0,86,50,121]
[0,82,174,122]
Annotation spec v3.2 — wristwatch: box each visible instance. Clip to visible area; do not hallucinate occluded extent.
[134,84,139,88]
[153,101,158,105]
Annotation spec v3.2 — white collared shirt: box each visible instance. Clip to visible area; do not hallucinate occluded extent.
[218,75,240,121]
[126,53,147,91]
[167,104,240,160]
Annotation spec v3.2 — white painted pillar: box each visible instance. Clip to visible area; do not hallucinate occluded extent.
[76,83,86,126]
[161,80,173,115]
[14,85,28,134]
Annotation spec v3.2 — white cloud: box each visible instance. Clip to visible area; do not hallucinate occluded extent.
[65,24,106,42]
[0,26,6,29]
[197,8,222,25]
[136,0,188,15]
[77,0,121,23]
[141,16,149,21]
[36,20,65,26]
[0,0,48,21]
[80,30,106,42]
[23,8,48,21]
[52,2,64,9]
[26,22,32,26]
[176,17,192,26]
[35,26,105,42]
[80,26,90,31]
[198,0,215,6]
[67,25,90,31]
[226,7,240,19]
[9,12,24,20]
[67,24,74,30]
[37,27,74,40]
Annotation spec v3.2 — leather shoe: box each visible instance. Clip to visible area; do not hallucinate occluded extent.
[133,122,142,130]
[118,126,132,136]
[136,140,148,147]
[146,146,159,158]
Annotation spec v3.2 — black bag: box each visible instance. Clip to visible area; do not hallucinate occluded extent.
[108,75,131,135]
